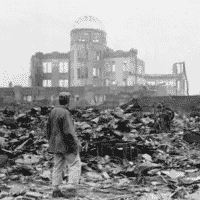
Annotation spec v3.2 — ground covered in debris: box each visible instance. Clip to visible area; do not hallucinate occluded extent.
[1,103,200,199]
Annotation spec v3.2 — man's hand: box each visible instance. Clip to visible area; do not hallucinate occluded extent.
[0,137,7,148]
[78,141,82,152]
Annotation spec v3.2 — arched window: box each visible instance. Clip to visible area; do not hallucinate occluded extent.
[43,80,51,87]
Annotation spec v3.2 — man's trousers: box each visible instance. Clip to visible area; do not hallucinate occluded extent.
[52,152,81,188]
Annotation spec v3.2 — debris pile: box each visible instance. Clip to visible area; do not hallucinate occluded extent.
[0,103,200,199]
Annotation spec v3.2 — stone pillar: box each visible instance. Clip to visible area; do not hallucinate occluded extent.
[30,57,35,87]
[13,86,23,102]
[172,64,177,74]
[86,61,93,85]
[180,78,185,95]
[52,60,59,87]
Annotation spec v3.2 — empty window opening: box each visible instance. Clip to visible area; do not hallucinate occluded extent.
[75,95,79,101]
[59,62,69,73]
[93,68,100,77]
[27,96,32,102]
[43,62,52,73]
[59,80,68,87]
[43,80,52,87]
[93,68,96,76]
[177,81,180,89]
[47,63,52,73]
[23,96,27,101]
[112,65,115,72]
[105,79,109,86]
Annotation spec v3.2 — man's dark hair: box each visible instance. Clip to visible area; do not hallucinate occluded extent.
[58,92,71,105]
[59,96,70,105]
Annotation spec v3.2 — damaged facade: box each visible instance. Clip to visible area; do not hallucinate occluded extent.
[0,18,189,106]
[29,26,189,104]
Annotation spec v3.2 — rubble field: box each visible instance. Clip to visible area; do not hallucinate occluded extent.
[1,102,200,200]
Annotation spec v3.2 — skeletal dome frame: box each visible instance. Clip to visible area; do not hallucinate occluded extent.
[72,16,106,32]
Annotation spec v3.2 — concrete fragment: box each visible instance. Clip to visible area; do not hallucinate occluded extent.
[40,170,51,180]
[10,175,20,181]
[161,170,185,179]
[16,155,39,165]
[142,154,153,162]
[86,172,103,181]
[0,191,9,198]
[102,172,110,179]
[25,192,43,200]
[0,128,7,137]
[1,197,14,200]
[171,187,188,199]
[29,184,36,192]
[140,193,160,200]
[185,190,200,200]
[9,185,27,196]
[0,173,7,180]
[0,137,6,147]
[91,117,99,123]
[80,123,91,130]
[15,196,34,200]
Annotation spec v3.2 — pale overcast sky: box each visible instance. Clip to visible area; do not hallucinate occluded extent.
[0,0,199,95]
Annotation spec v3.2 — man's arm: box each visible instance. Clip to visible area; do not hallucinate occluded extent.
[62,111,81,147]
[62,111,76,136]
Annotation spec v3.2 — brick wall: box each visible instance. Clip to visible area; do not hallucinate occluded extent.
[0,87,200,114]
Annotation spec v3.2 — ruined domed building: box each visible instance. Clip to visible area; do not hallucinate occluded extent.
[28,16,189,104]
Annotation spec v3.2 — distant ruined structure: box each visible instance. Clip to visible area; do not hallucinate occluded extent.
[0,16,189,106]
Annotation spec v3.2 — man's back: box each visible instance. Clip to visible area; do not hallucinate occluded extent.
[46,106,78,155]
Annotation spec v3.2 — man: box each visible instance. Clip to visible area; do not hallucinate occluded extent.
[46,92,81,198]
[154,103,174,133]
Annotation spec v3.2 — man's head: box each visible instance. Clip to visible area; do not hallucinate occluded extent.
[59,92,71,105]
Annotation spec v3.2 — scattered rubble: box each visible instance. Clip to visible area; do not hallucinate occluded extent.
[0,102,200,199]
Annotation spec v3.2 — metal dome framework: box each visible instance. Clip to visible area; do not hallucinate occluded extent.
[72,16,106,32]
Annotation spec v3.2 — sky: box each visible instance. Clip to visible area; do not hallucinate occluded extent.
[0,0,199,95]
